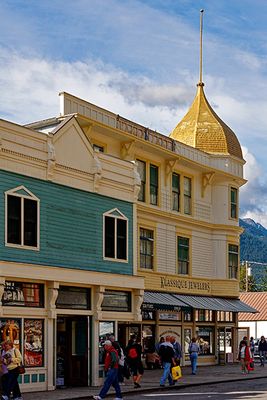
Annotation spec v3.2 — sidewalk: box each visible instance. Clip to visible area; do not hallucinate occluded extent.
[22,363,267,400]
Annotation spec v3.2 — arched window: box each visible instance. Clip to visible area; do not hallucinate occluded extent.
[5,186,40,249]
[103,208,128,262]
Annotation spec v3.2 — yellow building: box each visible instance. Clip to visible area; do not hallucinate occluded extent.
[55,82,255,366]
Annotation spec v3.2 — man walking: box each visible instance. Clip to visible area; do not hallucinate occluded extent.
[93,340,123,400]
[159,335,175,387]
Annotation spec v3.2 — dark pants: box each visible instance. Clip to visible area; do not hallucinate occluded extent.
[99,368,122,399]
[4,368,21,398]
[1,373,8,396]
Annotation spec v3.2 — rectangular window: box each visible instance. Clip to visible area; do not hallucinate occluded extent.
[102,290,131,312]
[178,236,189,275]
[136,160,146,202]
[7,195,38,248]
[93,144,104,152]
[104,216,127,261]
[195,309,213,322]
[217,311,233,322]
[56,286,91,310]
[229,244,239,279]
[24,319,44,367]
[184,177,192,215]
[150,164,158,205]
[230,187,238,219]
[172,173,180,212]
[196,327,214,355]
[2,282,44,307]
[140,228,154,269]
[0,319,21,348]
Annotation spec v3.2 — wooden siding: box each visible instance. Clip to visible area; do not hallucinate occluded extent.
[0,170,133,275]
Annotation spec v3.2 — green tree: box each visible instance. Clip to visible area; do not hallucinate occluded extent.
[239,263,257,292]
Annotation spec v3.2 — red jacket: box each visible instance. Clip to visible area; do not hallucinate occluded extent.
[104,347,119,371]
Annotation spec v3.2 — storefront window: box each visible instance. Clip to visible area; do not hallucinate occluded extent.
[0,319,21,348]
[184,309,192,321]
[195,309,213,322]
[24,319,44,367]
[102,290,131,312]
[184,328,192,354]
[56,286,91,310]
[217,311,233,322]
[142,310,155,320]
[142,325,155,353]
[2,282,44,307]
[159,312,181,321]
[99,321,115,364]
[197,327,214,355]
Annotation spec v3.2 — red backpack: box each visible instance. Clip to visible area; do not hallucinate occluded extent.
[128,347,138,359]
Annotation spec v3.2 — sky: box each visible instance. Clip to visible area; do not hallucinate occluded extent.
[0,0,267,225]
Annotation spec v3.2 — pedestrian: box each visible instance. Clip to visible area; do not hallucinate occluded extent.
[249,337,255,359]
[109,335,125,384]
[238,340,251,374]
[0,342,9,398]
[2,340,23,400]
[159,335,175,387]
[155,337,165,354]
[93,340,122,400]
[188,337,199,375]
[258,336,267,367]
[170,336,182,365]
[125,335,143,388]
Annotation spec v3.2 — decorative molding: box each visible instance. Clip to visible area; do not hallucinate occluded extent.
[165,159,179,179]
[133,289,144,321]
[202,172,215,197]
[120,141,135,160]
[47,134,56,180]
[47,281,59,319]
[94,286,105,321]
[92,155,102,192]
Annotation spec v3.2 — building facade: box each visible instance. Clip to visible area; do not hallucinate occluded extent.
[0,116,144,391]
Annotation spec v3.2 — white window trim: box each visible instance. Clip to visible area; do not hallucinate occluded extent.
[5,185,40,251]
[103,208,128,263]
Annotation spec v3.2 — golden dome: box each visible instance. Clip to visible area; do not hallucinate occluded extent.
[170,83,243,160]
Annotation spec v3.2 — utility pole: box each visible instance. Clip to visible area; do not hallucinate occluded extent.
[245,261,250,292]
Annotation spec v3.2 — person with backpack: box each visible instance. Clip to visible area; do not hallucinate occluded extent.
[159,335,175,387]
[125,335,143,388]
[93,340,122,400]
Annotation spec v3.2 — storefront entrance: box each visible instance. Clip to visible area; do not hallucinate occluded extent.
[56,316,89,387]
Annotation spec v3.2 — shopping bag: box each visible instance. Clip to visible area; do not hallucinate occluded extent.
[172,365,182,380]
[248,359,254,371]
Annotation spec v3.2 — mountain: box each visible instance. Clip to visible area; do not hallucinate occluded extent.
[240,218,267,262]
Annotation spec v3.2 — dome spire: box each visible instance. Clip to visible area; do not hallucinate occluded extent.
[198,9,204,87]
[169,9,243,160]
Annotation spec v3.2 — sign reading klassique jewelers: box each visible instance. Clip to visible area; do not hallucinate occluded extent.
[160,276,211,293]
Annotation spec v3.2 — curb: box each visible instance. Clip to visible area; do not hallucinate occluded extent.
[65,373,267,399]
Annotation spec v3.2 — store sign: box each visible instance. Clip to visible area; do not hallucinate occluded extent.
[159,312,181,321]
[160,276,211,293]
[2,282,44,307]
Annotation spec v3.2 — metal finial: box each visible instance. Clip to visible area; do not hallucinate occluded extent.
[198,9,204,86]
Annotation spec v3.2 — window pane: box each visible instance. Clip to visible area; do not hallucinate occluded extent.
[24,319,44,367]
[137,160,146,202]
[7,195,21,244]
[2,282,44,307]
[102,290,131,312]
[150,165,158,205]
[105,216,115,258]
[24,199,38,247]
[184,177,192,215]
[140,228,154,269]
[117,219,127,260]
[172,173,180,211]
[178,236,189,274]
[228,244,238,279]
[56,286,91,309]
[230,188,238,219]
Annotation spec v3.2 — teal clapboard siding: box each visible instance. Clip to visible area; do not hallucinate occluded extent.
[0,170,133,275]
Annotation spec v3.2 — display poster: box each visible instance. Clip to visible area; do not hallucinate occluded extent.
[0,319,20,347]
[158,326,181,344]
[24,319,44,367]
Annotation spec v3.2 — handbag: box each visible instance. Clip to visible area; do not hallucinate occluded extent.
[171,365,182,380]
[14,348,25,374]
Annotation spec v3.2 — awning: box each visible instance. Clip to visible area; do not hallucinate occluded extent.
[173,294,257,313]
[143,291,257,313]
[143,291,189,311]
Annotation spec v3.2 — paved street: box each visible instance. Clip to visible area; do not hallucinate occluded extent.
[125,378,267,399]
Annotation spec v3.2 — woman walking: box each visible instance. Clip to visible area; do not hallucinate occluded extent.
[2,340,23,400]
[239,340,251,374]
[188,338,199,375]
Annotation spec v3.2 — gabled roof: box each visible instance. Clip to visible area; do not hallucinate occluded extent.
[239,292,267,321]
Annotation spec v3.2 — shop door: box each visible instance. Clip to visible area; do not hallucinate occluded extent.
[57,317,89,387]
[217,328,226,365]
